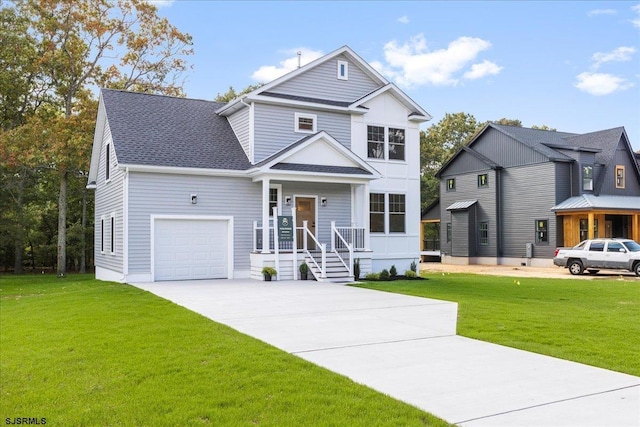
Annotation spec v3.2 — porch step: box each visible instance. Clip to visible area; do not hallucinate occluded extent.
[305,252,354,283]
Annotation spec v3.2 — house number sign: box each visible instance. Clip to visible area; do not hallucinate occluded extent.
[278,216,294,242]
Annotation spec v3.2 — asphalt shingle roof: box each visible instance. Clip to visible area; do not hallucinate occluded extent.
[271,163,372,175]
[101,89,252,171]
[488,124,577,161]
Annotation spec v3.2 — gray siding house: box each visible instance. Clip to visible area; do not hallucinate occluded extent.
[87,46,431,282]
[433,124,640,266]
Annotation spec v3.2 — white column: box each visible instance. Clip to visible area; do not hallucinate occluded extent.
[261,178,270,254]
[363,182,371,250]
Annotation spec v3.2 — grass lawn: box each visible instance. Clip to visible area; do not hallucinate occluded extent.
[355,274,640,377]
[0,274,450,426]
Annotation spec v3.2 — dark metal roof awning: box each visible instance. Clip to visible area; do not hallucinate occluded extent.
[552,195,640,211]
[446,200,478,211]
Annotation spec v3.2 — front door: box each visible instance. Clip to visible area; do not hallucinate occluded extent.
[296,197,316,249]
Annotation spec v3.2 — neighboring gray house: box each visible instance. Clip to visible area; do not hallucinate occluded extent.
[87,46,431,282]
[434,123,640,266]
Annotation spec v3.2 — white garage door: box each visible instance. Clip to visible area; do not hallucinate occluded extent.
[154,219,229,281]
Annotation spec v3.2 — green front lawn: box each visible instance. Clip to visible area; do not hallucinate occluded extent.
[355,274,640,377]
[0,275,448,426]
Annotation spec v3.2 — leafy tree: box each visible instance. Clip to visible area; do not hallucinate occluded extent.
[2,0,193,275]
[420,113,483,209]
[531,124,557,131]
[215,84,263,103]
[491,118,522,127]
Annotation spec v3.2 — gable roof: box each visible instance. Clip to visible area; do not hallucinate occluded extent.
[484,124,577,162]
[251,131,379,181]
[100,89,251,171]
[435,145,502,178]
[215,46,431,121]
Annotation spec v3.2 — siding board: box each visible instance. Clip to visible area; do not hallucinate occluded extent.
[227,107,251,159]
[271,54,380,102]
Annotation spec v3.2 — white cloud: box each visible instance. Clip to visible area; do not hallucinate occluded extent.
[251,48,324,82]
[591,46,636,69]
[147,0,174,7]
[397,15,410,24]
[463,60,503,80]
[574,72,635,95]
[632,4,640,28]
[378,34,499,87]
[587,9,617,16]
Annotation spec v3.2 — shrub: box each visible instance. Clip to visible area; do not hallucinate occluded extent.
[353,258,360,280]
[404,270,417,278]
[410,260,417,273]
[389,265,397,278]
[380,269,390,281]
[299,262,309,274]
[364,272,380,280]
[261,266,277,276]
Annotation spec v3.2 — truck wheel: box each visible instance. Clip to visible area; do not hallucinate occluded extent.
[568,260,584,275]
[634,262,640,277]
[587,269,600,275]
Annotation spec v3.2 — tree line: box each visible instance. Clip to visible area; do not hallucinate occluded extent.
[0,0,193,274]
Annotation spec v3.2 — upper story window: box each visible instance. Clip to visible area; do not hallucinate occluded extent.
[295,112,316,133]
[582,165,593,191]
[388,128,405,160]
[337,60,348,80]
[446,178,456,192]
[367,126,385,159]
[615,165,625,189]
[478,174,488,188]
[105,143,111,181]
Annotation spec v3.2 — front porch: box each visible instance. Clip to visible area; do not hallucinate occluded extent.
[251,219,372,282]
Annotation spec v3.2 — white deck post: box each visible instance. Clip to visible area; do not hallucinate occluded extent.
[363,182,371,251]
[273,207,279,280]
[261,179,270,254]
[292,207,297,280]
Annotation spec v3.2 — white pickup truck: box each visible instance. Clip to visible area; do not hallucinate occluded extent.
[553,238,640,276]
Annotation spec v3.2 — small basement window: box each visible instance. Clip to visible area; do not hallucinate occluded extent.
[295,113,316,133]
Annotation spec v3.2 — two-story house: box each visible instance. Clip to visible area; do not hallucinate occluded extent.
[87,46,431,282]
[430,123,640,266]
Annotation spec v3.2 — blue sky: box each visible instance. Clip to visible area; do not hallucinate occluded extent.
[154,1,640,150]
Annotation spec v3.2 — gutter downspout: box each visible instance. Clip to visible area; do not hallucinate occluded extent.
[496,168,503,259]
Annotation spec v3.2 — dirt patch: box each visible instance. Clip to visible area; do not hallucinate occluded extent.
[419,262,639,280]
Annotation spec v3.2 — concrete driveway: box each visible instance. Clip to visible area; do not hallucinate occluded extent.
[132,279,640,426]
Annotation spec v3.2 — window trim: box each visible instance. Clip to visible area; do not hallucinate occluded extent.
[388,194,406,234]
[269,185,282,217]
[369,192,385,233]
[478,173,489,188]
[582,164,593,191]
[446,178,456,192]
[479,222,489,245]
[100,216,105,253]
[535,219,549,245]
[105,142,111,182]
[388,127,405,161]
[367,125,385,160]
[110,213,116,255]
[615,165,625,189]
[294,112,317,134]
[337,60,348,80]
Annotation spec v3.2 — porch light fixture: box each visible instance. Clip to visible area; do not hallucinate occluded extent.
[190,194,197,204]
[321,197,327,207]
[285,196,292,206]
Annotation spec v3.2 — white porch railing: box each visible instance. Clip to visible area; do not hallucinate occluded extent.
[301,220,326,279]
[335,225,366,251]
[331,221,353,276]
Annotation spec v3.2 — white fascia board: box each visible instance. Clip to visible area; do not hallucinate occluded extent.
[247,94,367,115]
[88,95,107,184]
[352,84,432,121]
[118,163,248,178]
[251,131,380,177]
[251,171,374,184]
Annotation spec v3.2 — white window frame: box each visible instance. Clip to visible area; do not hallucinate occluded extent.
[294,112,317,134]
[388,193,406,234]
[110,212,116,255]
[105,142,111,183]
[582,165,593,191]
[366,125,406,161]
[337,60,348,80]
[615,165,625,189]
[100,216,105,254]
[269,184,282,217]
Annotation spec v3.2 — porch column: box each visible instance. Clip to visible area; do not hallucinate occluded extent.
[261,178,270,254]
[363,182,370,251]
[588,212,595,240]
[633,214,639,242]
